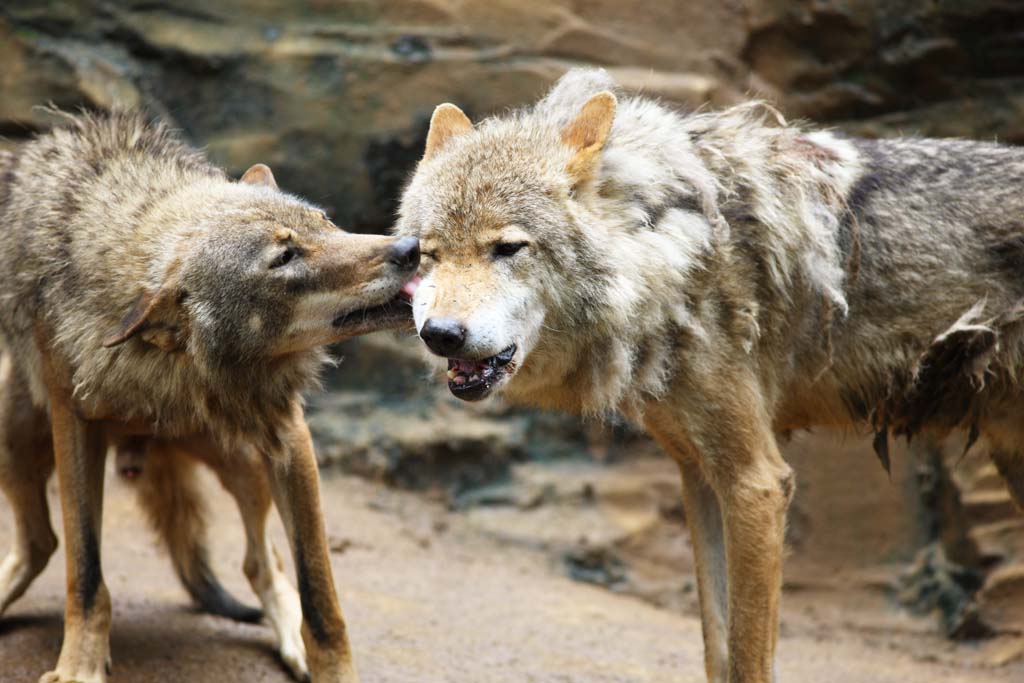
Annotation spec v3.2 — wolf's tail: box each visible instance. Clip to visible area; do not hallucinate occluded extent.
[124,438,264,623]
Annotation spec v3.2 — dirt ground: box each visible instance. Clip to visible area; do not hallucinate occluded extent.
[1,464,1022,683]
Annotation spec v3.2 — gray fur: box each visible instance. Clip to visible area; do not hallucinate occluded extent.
[0,111,317,445]
[399,67,1024,682]
[0,110,409,448]
[401,69,1024,445]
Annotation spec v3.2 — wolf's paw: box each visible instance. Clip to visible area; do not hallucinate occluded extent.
[38,671,106,683]
[280,635,309,681]
[0,538,56,615]
[38,649,110,683]
[307,654,358,683]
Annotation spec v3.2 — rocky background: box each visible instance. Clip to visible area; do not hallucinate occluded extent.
[2,0,1023,667]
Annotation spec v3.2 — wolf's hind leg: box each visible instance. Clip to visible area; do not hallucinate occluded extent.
[679,460,730,683]
[990,448,1024,511]
[189,441,308,681]
[126,437,262,623]
[0,358,56,617]
[986,421,1024,511]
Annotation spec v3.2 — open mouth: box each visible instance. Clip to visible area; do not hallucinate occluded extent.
[446,343,517,401]
[331,275,420,338]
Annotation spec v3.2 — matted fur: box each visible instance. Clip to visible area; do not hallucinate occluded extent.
[399,68,1024,444]
[397,68,1024,682]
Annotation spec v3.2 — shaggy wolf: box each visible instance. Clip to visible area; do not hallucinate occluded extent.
[0,110,420,683]
[396,68,1024,682]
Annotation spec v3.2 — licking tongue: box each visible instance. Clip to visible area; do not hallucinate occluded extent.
[400,275,421,301]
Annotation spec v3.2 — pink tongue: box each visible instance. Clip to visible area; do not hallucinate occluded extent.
[400,275,421,300]
[455,359,481,373]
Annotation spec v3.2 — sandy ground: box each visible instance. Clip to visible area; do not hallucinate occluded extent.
[1,467,1022,683]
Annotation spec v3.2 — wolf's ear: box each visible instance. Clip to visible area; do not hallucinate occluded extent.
[240,163,279,190]
[561,91,616,187]
[423,103,473,160]
[103,288,186,352]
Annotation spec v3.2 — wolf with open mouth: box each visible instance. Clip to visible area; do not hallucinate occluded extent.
[396,68,1024,682]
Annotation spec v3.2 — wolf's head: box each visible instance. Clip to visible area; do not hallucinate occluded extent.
[395,71,629,404]
[104,164,420,364]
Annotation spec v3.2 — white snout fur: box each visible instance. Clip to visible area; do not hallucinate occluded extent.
[413,270,546,369]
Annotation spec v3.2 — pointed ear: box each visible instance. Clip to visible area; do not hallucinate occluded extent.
[561,91,617,186]
[103,288,185,351]
[240,163,278,190]
[423,103,473,160]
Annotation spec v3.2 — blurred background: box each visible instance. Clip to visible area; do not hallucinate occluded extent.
[2,1,1024,680]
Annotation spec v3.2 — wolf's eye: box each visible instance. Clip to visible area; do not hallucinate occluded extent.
[270,247,297,269]
[494,242,528,258]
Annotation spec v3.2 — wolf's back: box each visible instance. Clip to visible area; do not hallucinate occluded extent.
[0,149,15,210]
[0,111,225,407]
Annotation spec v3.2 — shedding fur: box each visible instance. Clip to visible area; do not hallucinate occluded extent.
[401,69,863,418]
[401,69,1024,439]
[398,68,1024,682]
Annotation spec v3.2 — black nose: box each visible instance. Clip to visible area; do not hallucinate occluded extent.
[420,317,466,356]
[388,236,420,271]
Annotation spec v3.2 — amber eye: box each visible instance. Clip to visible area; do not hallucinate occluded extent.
[494,242,528,258]
[270,247,297,269]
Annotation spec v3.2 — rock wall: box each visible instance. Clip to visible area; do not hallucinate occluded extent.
[3,1,1022,230]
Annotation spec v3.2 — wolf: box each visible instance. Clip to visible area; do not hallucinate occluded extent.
[395,68,1024,682]
[0,110,420,683]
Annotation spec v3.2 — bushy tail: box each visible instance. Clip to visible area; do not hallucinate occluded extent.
[119,437,263,623]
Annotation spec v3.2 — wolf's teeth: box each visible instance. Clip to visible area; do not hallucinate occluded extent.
[447,368,458,379]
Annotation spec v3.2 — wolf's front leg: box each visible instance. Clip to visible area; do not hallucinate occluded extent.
[647,417,731,683]
[680,461,730,683]
[264,401,358,683]
[194,442,307,680]
[715,444,792,683]
[646,378,793,683]
[42,390,111,683]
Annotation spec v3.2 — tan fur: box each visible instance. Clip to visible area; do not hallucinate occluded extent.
[121,436,309,679]
[0,111,417,683]
[397,68,1024,682]
[113,436,261,624]
[423,103,473,161]
[562,90,616,185]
